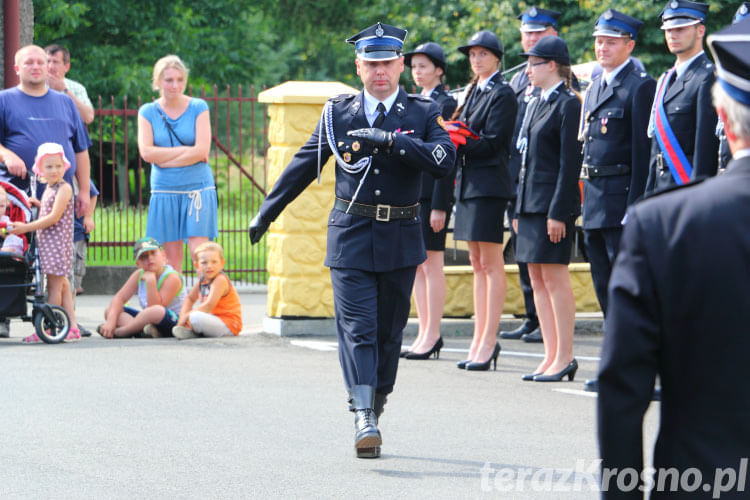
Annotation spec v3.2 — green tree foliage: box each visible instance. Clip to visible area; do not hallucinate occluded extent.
[34,0,740,99]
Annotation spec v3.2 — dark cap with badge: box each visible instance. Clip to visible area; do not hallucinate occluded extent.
[659,0,709,30]
[520,36,570,66]
[734,3,750,24]
[346,22,408,61]
[708,17,750,106]
[593,9,644,40]
[403,42,446,70]
[517,6,561,33]
[458,30,503,60]
[133,236,162,260]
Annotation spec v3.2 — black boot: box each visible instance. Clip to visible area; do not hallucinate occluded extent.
[348,385,382,459]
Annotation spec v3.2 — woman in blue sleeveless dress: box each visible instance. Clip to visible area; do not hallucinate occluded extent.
[137,54,218,272]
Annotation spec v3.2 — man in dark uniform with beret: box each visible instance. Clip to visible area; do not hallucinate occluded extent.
[501,6,563,344]
[579,10,655,393]
[716,3,750,174]
[598,19,750,497]
[248,23,455,459]
[645,0,718,193]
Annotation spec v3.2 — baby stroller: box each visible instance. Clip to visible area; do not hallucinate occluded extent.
[0,175,71,343]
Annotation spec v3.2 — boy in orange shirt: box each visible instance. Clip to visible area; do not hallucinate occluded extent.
[173,241,242,339]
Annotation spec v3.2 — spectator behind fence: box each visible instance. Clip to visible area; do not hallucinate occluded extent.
[173,241,242,339]
[0,186,25,254]
[137,55,217,273]
[400,42,456,360]
[72,180,99,296]
[10,143,81,343]
[0,44,92,338]
[452,30,518,372]
[98,236,187,339]
[45,44,95,125]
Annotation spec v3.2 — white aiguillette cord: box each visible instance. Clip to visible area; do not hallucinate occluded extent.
[317,101,372,213]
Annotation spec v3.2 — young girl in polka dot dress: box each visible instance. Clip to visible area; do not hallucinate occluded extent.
[9,143,80,343]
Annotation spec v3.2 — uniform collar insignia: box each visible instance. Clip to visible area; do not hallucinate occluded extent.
[395,101,405,114]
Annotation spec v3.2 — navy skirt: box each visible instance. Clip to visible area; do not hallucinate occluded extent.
[515,213,575,264]
[453,197,508,244]
[420,201,452,251]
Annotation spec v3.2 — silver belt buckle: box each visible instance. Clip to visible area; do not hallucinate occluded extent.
[376,204,391,221]
[656,153,666,172]
[580,165,590,180]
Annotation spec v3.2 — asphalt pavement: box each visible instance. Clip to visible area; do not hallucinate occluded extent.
[0,292,660,498]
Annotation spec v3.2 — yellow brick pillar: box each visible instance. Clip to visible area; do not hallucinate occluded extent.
[258,81,358,328]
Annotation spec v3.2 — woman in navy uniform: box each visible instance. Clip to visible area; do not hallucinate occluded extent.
[513,37,582,382]
[248,23,455,459]
[452,30,517,371]
[400,42,456,360]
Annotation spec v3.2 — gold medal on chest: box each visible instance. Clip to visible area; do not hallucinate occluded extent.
[352,141,361,152]
[343,152,352,162]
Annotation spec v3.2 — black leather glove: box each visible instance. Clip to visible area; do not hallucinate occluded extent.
[347,128,393,148]
[248,213,270,244]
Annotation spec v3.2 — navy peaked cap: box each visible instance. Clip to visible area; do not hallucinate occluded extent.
[346,22,407,61]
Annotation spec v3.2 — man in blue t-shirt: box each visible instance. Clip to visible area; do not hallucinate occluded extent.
[0,45,92,337]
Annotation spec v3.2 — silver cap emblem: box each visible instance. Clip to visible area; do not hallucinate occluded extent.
[375,23,384,37]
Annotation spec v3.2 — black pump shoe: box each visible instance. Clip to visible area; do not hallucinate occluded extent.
[405,337,443,360]
[534,359,578,382]
[466,343,501,371]
[456,359,470,369]
[521,372,542,381]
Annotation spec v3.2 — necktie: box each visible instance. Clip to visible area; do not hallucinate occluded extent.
[373,102,386,128]
[599,79,608,101]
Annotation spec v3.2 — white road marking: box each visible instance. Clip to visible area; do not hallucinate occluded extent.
[553,388,598,398]
[290,340,338,351]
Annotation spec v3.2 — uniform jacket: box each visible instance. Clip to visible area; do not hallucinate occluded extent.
[646,53,718,192]
[582,60,656,229]
[509,68,542,197]
[454,72,518,201]
[259,88,456,273]
[419,84,457,212]
[515,85,582,221]
[598,158,750,498]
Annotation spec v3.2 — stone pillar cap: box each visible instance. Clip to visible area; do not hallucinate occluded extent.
[258,81,359,104]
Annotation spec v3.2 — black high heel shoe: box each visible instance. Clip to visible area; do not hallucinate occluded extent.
[404,337,443,360]
[521,372,542,381]
[457,359,470,369]
[399,349,411,358]
[465,343,501,371]
[533,359,578,382]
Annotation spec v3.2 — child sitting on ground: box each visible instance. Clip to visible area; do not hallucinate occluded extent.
[10,143,81,342]
[173,241,242,339]
[0,185,24,254]
[98,236,186,338]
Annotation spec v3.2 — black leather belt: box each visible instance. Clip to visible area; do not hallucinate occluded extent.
[334,198,419,222]
[582,164,631,178]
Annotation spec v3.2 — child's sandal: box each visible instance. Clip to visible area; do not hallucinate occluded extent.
[65,328,81,342]
[21,333,43,344]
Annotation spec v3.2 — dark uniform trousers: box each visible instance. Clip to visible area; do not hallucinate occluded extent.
[508,69,538,321]
[581,60,655,314]
[598,159,750,497]
[258,88,455,396]
[646,53,718,193]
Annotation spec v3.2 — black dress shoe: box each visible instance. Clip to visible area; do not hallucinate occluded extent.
[456,359,470,369]
[521,328,543,343]
[521,372,542,381]
[500,320,539,340]
[583,379,599,392]
[534,359,578,382]
[399,349,411,358]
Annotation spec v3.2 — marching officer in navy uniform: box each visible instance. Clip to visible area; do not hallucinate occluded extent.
[716,3,750,173]
[580,10,655,335]
[598,19,750,496]
[645,0,718,193]
[400,42,457,359]
[502,6,563,344]
[248,23,455,459]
